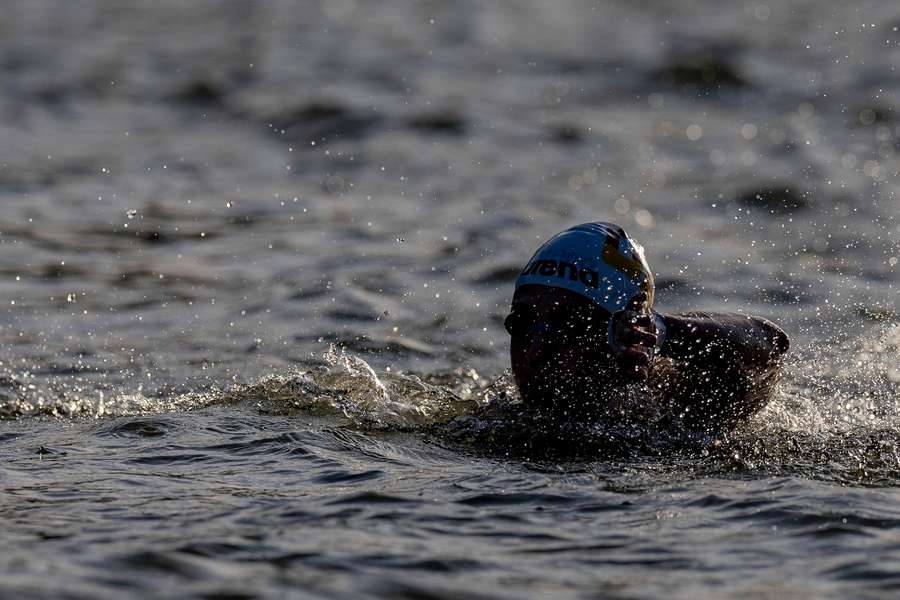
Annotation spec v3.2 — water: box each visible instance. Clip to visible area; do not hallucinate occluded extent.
[1,0,899,597]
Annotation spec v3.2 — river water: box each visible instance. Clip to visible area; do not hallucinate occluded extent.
[1,1,899,598]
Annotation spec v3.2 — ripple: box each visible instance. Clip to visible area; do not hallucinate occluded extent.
[326,491,421,506]
[100,418,177,438]
[312,469,384,484]
[113,550,210,578]
[125,452,215,466]
[456,493,577,507]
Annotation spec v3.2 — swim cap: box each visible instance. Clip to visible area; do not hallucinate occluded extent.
[515,222,655,314]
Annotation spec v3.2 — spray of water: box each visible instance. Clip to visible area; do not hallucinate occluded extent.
[2,328,899,483]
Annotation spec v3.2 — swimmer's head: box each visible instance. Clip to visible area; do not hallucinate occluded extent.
[514,222,654,313]
[505,222,654,415]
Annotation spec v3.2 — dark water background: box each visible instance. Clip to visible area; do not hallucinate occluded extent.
[1,1,899,597]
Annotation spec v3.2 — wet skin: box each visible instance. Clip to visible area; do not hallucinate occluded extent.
[507,284,790,429]
[506,285,653,418]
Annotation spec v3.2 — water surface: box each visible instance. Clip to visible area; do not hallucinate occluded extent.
[1,1,899,598]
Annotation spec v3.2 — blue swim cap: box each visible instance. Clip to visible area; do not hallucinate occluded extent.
[515,222,654,314]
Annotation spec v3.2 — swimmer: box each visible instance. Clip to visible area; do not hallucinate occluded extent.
[505,222,789,432]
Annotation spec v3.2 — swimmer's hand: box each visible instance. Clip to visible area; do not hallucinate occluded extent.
[609,291,658,382]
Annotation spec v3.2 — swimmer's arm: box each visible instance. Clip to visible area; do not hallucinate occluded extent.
[654,312,789,428]
[658,312,790,368]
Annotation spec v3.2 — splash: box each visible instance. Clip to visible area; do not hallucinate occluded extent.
[0,345,487,426]
[316,345,485,427]
[759,323,900,433]
[0,370,218,420]
[702,323,900,485]
[199,345,487,429]
[3,332,900,484]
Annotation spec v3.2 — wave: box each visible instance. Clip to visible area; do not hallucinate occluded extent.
[2,325,899,482]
